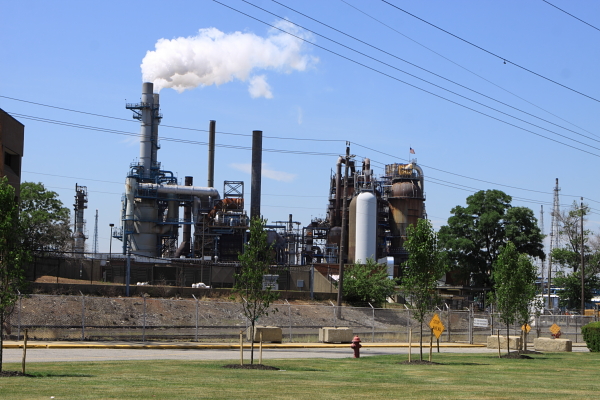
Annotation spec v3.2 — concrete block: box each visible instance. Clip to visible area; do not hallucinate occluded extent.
[534,337,572,352]
[486,335,522,350]
[246,326,282,343]
[319,327,353,343]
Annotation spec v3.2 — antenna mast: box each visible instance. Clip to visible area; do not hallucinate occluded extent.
[547,178,561,309]
[539,205,544,291]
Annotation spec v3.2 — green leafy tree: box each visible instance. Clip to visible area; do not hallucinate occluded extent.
[342,258,396,308]
[0,178,30,372]
[402,219,448,361]
[20,182,71,254]
[233,217,279,365]
[492,242,537,355]
[553,269,600,310]
[438,189,544,288]
[551,201,591,273]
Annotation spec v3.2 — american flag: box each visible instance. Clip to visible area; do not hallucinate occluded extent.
[410,147,415,154]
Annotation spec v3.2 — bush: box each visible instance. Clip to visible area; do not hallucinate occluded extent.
[581,321,600,352]
[342,259,396,308]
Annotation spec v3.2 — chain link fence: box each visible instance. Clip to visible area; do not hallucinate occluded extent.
[6,294,598,344]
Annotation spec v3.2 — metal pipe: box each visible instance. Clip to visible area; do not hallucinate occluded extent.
[151,93,160,172]
[250,130,263,220]
[208,120,216,188]
[137,183,219,198]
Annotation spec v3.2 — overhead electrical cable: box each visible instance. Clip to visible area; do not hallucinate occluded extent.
[541,0,600,33]
[212,0,600,158]
[340,0,600,139]
[263,0,599,143]
[379,0,600,104]
[0,94,343,143]
[352,142,599,202]
[11,108,600,206]
[10,113,339,157]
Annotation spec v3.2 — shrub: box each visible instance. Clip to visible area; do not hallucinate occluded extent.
[581,321,600,352]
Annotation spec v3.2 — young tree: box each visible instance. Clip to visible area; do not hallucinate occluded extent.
[0,178,30,372]
[20,182,71,254]
[233,217,279,365]
[493,242,537,355]
[402,219,447,361]
[438,190,544,288]
[342,258,396,308]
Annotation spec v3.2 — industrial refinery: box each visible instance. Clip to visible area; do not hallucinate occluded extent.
[71,82,426,286]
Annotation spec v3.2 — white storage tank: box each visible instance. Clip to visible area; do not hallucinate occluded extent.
[354,191,377,264]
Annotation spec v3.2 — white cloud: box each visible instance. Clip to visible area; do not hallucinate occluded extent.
[141,21,318,97]
[248,75,273,99]
[230,163,297,182]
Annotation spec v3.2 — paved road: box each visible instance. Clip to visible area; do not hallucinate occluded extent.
[1,342,588,363]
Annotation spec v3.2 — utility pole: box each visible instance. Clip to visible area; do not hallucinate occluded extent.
[336,143,353,318]
[581,197,585,313]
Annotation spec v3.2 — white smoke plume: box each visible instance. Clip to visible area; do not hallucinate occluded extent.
[141,21,317,98]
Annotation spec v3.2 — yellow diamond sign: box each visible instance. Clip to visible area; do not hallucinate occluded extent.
[521,324,531,333]
[550,323,561,336]
[429,313,445,339]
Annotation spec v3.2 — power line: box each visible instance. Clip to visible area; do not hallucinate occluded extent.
[10,113,340,157]
[264,0,599,143]
[542,0,600,33]
[212,1,600,158]
[379,0,600,104]
[14,108,600,206]
[0,94,343,143]
[340,0,600,140]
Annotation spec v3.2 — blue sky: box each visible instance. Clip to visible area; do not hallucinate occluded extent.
[1,0,599,256]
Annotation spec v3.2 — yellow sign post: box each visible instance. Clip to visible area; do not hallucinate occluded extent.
[550,323,562,338]
[428,313,445,339]
[521,324,531,333]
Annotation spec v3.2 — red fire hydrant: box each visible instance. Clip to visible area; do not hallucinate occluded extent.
[350,335,362,358]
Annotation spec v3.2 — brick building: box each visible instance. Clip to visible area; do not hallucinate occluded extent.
[0,108,24,199]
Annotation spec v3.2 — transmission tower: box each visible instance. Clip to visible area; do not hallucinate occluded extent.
[547,178,561,309]
[539,205,544,289]
[93,209,99,257]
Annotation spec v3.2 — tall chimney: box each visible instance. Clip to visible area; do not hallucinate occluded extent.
[250,130,263,220]
[207,120,216,188]
[139,82,154,178]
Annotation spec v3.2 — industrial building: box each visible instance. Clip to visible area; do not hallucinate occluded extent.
[69,82,428,289]
[0,108,24,199]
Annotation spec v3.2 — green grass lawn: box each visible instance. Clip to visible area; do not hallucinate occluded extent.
[1,352,599,399]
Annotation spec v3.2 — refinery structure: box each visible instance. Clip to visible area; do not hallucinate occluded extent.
[71,82,426,288]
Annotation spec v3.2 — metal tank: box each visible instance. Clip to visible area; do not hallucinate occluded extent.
[386,163,425,263]
[354,191,377,264]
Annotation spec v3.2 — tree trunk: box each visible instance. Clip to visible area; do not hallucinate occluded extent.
[419,321,423,361]
[506,324,510,356]
[250,322,255,365]
[0,312,4,372]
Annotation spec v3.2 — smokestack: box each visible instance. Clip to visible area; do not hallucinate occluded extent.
[139,82,154,178]
[250,130,263,220]
[207,120,215,188]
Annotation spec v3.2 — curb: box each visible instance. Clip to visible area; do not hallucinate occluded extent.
[2,341,487,350]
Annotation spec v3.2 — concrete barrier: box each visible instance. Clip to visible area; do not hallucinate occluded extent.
[486,335,522,350]
[246,326,282,343]
[319,327,353,343]
[534,337,572,352]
